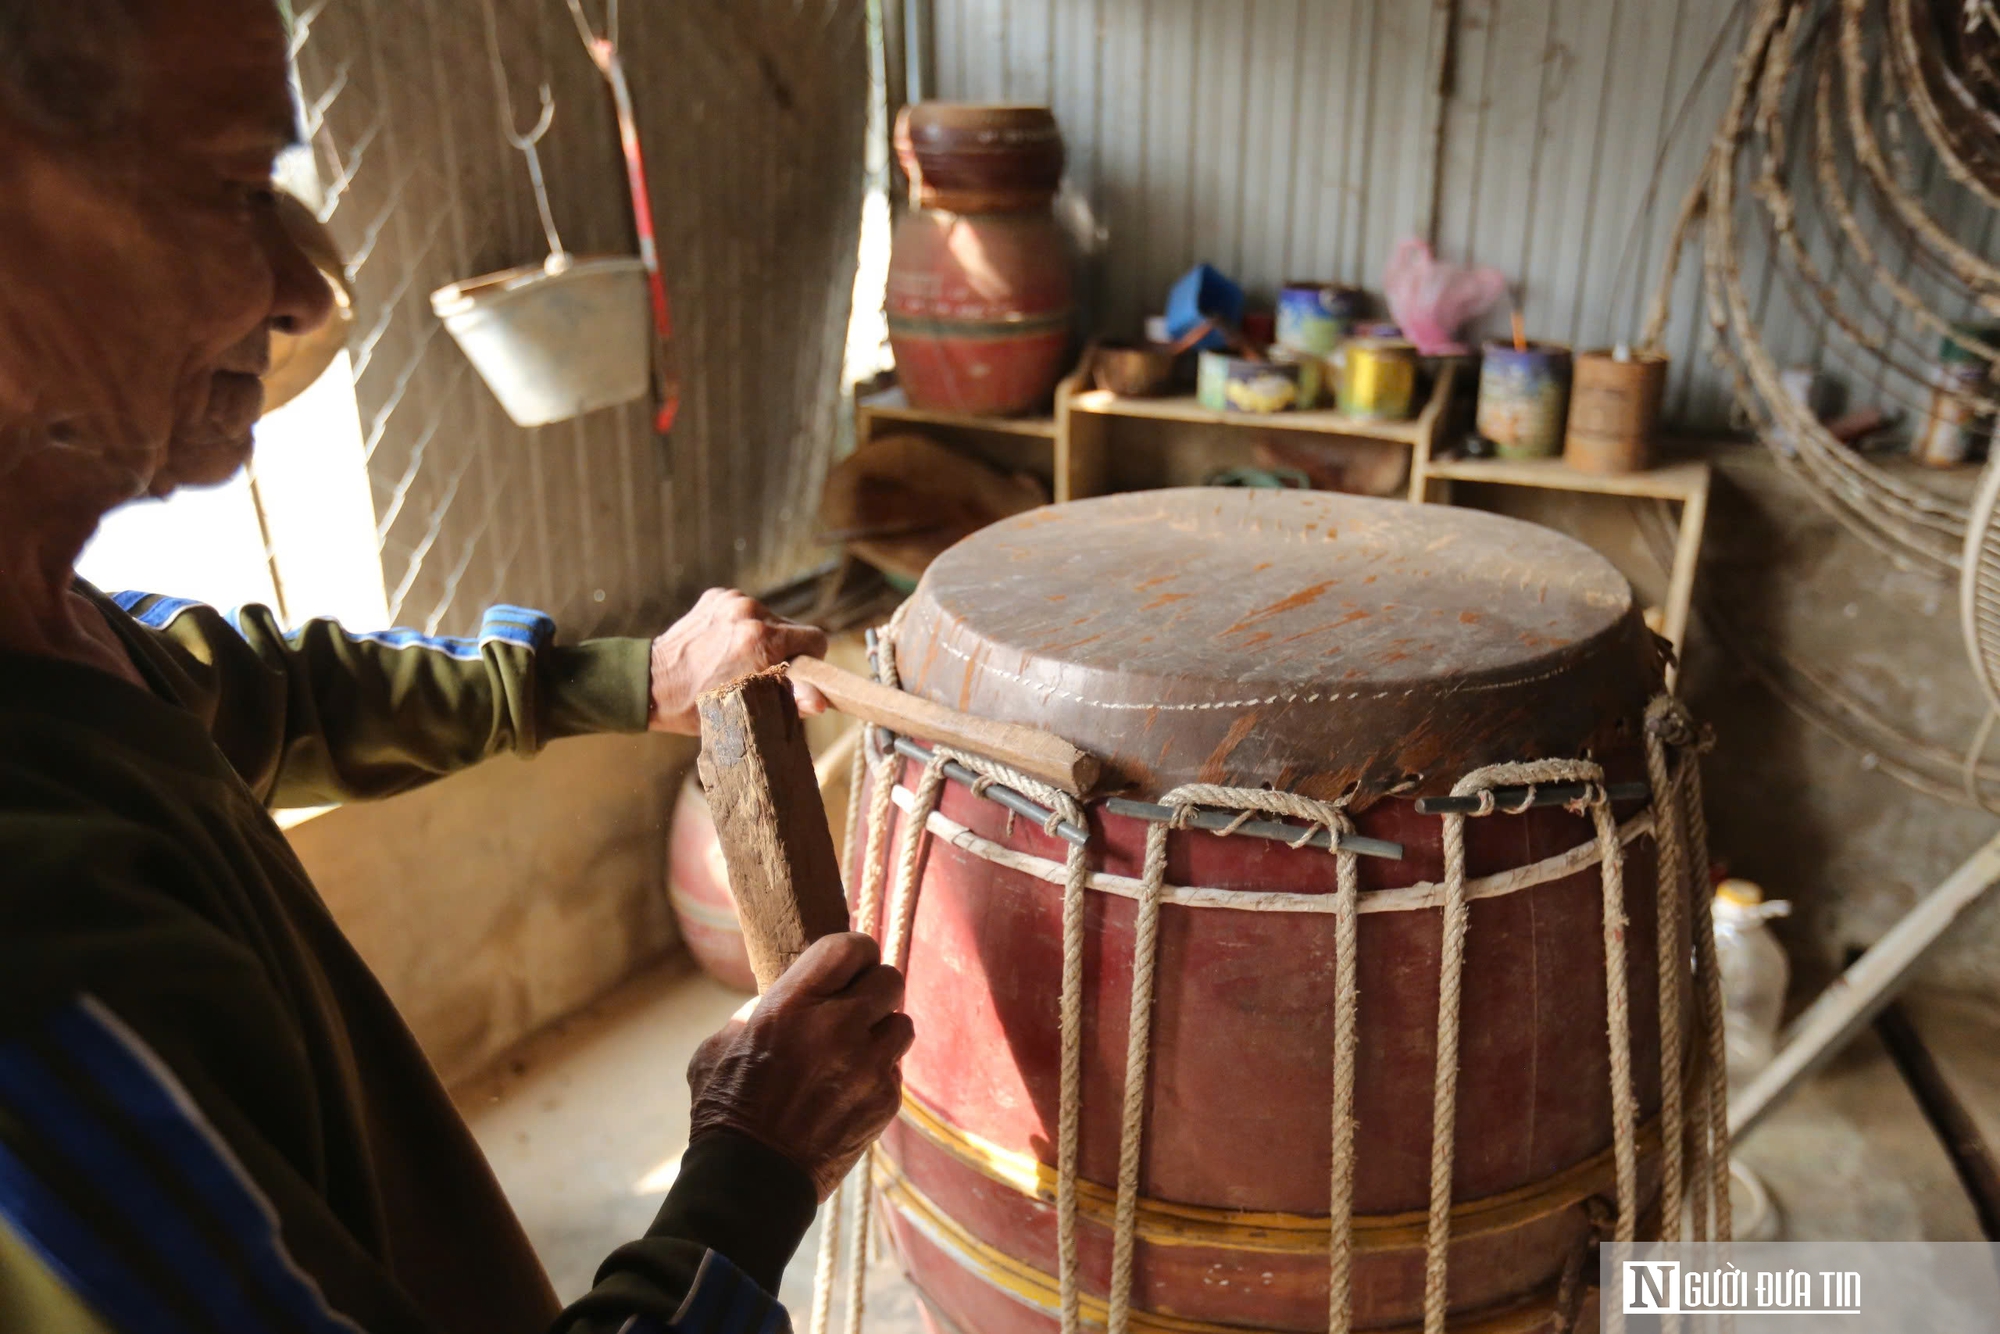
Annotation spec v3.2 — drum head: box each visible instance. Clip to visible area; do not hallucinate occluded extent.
[895,488,1664,799]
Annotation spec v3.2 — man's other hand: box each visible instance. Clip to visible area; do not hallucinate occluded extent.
[648,587,829,733]
[686,933,914,1200]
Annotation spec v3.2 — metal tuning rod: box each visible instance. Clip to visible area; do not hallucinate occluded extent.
[1414,780,1649,815]
[1103,799,1404,861]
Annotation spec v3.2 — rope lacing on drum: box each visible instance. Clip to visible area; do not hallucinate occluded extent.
[1158,782,1353,851]
[1429,758,1637,1334]
[1111,785,1365,1334]
[811,640,1730,1334]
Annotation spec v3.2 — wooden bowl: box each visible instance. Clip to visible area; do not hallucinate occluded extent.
[1091,342,1175,397]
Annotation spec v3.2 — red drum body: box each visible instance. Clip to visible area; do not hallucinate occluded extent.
[851,490,1693,1334]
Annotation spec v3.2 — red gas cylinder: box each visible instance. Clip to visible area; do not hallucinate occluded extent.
[848,490,1711,1334]
[887,104,1074,416]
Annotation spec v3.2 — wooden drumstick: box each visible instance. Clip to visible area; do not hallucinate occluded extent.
[697,667,852,991]
[788,656,1100,797]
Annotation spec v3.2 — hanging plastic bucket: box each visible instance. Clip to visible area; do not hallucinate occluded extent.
[431,255,650,427]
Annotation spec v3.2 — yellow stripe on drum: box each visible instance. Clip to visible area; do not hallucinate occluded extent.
[665,882,744,934]
[893,1088,1660,1256]
[872,1153,1563,1334]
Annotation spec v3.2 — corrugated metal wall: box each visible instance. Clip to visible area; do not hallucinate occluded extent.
[915,0,1807,427]
[291,0,867,639]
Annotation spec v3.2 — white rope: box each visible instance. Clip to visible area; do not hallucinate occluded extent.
[1681,744,1734,1243]
[884,736,1100,1333]
[882,756,947,974]
[1592,777,1638,1334]
[1429,799,1475,1334]
[842,1162,871,1334]
[1689,1065,1713,1245]
[837,755,949,1334]
[1426,758,1639,1334]
[844,718,870,880]
[839,748,894,1334]
[833,608,918,1334]
[811,734,875,1334]
[1108,817,1168,1334]
[808,1178,843,1334]
[1098,785,1359,1334]
[888,783,1657,915]
[1328,815,1362,1334]
[928,753,1097,1334]
[1644,700,1691,1249]
[1055,833,1089,1334]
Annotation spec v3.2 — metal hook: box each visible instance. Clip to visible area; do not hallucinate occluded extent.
[479,0,568,269]
[504,82,556,151]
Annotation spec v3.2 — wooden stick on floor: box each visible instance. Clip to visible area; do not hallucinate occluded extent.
[697,666,852,990]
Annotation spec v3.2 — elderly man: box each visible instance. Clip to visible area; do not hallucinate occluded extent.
[0,2,910,1332]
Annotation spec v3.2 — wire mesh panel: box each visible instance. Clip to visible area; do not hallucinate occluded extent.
[288,0,869,639]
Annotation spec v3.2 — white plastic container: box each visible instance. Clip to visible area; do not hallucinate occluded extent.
[1714,878,1793,1087]
[431,255,650,427]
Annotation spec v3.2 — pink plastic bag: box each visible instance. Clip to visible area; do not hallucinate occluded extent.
[1382,238,1509,356]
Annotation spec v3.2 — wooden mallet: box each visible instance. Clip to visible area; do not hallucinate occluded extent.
[695,658,1099,990]
[696,667,852,991]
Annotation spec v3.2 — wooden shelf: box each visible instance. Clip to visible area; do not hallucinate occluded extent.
[1419,455,1709,500]
[1069,389,1431,444]
[850,359,1711,686]
[1410,448,1712,683]
[857,398,1057,440]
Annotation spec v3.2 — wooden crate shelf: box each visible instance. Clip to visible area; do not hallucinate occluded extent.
[851,363,1708,678]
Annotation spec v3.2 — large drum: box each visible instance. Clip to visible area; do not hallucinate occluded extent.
[838,490,1722,1334]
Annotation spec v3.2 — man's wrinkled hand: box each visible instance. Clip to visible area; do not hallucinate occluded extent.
[648,587,829,734]
[686,933,914,1200]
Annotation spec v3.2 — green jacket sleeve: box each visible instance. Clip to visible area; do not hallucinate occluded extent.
[97,590,654,809]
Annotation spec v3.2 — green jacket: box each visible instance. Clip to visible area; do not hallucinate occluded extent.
[0,588,815,1334]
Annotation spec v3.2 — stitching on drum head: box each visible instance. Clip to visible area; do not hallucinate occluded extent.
[922,635,1582,710]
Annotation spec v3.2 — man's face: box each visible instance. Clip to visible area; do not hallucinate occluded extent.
[0,0,335,500]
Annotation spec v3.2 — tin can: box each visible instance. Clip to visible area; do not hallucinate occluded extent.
[1335,337,1418,420]
[1198,350,1307,413]
[1477,342,1572,459]
[1914,325,2000,467]
[1275,282,1367,357]
[1564,349,1668,475]
[1268,346,1324,408]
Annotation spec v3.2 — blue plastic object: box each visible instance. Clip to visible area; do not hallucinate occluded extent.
[1164,263,1244,352]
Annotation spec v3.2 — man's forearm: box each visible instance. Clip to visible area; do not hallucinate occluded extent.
[554,1131,818,1334]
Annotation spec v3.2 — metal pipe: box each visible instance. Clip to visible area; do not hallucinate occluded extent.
[1414,780,1650,815]
[1103,799,1404,861]
[1732,828,2000,1140]
[903,0,930,104]
[1873,996,2000,1240]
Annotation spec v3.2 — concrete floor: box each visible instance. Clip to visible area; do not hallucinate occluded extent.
[456,956,2000,1325]
[453,955,924,1330]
